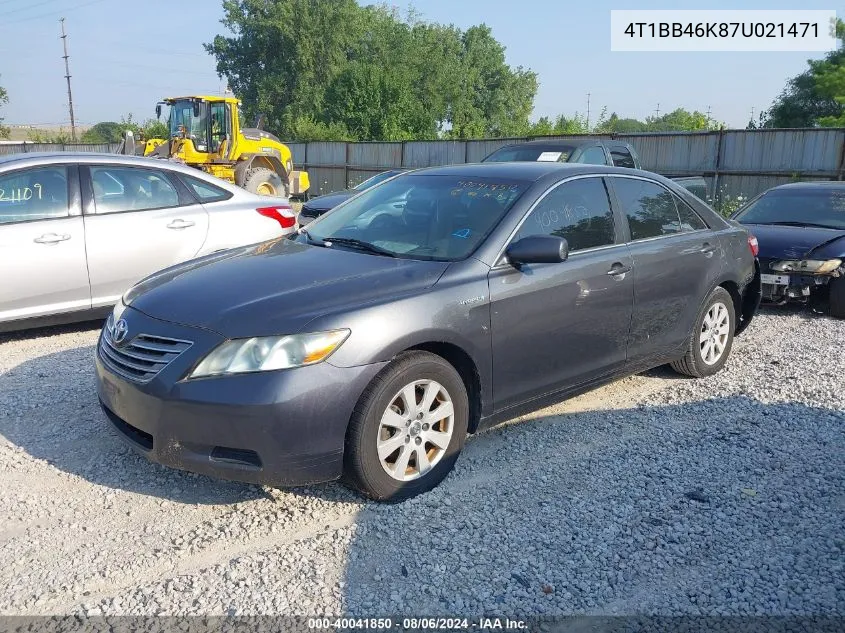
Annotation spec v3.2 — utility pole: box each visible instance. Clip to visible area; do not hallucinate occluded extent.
[706,105,712,121]
[586,93,591,131]
[60,18,76,142]
[654,103,661,118]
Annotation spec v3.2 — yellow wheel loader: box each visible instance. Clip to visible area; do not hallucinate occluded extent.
[121,96,309,199]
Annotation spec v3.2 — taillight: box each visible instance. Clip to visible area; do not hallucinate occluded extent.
[747,234,759,257]
[257,205,296,229]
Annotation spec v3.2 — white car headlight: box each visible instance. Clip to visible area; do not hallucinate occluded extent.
[188,329,350,379]
[770,258,842,274]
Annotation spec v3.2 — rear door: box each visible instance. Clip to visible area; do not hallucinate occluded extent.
[607,175,724,364]
[0,164,91,322]
[81,163,209,307]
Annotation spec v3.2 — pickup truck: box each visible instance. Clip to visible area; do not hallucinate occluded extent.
[482,139,709,202]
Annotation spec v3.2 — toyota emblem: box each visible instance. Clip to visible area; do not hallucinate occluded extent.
[112,319,129,345]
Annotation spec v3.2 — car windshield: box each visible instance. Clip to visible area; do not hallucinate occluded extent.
[352,171,400,192]
[484,146,575,163]
[296,174,529,261]
[735,188,845,230]
[169,101,208,150]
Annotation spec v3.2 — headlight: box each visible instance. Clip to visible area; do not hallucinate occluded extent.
[111,299,127,324]
[188,329,350,379]
[770,258,842,274]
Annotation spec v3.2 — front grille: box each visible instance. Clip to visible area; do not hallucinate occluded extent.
[99,326,192,383]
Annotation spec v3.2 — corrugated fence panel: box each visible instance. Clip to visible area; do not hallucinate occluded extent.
[0,142,120,154]
[403,141,466,167]
[350,143,402,169]
[720,129,844,174]
[305,142,346,167]
[308,167,347,196]
[621,132,719,175]
[287,142,307,165]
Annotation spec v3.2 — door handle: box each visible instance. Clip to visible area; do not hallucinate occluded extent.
[34,233,71,244]
[700,242,717,257]
[167,219,195,230]
[607,263,632,276]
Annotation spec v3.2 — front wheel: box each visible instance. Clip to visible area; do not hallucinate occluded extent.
[243,167,287,197]
[671,286,735,378]
[343,351,469,501]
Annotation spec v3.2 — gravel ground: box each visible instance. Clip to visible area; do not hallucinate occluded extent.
[0,308,843,617]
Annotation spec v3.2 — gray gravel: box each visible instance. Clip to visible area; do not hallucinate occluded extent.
[0,309,842,617]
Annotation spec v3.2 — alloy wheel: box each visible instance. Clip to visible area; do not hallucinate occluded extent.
[377,379,454,482]
[700,301,730,365]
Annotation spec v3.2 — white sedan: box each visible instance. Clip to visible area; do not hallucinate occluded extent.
[0,152,296,331]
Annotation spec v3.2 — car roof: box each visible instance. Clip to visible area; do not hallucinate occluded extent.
[771,181,845,191]
[0,151,215,178]
[404,161,637,181]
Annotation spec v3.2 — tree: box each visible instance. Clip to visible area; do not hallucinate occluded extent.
[645,108,720,131]
[81,121,124,143]
[762,20,845,128]
[0,78,9,140]
[595,112,648,133]
[206,1,536,140]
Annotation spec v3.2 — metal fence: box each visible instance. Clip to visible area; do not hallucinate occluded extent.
[286,128,845,204]
[0,142,120,155]
[4,130,844,204]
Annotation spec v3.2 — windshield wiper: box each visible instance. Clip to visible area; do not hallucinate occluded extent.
[755,221,842,230]
[324,237,397,257]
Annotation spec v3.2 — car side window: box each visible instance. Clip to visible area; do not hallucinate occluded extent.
[577,146,608,165]
[613,178,682,241]
[675,196,708,231]
[0,166,69,225]
[609,146,636,169]
[91,166,180,214]
[181,174,233,203]
[517,177,616,251]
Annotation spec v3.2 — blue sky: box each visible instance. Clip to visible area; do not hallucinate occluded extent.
[0,0,837,130]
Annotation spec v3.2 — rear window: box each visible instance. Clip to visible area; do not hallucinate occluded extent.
[734,188,845,230]
[483,146,576,163]
[181,174,233,203]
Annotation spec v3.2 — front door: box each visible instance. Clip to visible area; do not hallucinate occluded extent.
[0,164,91,322]
[489,176,634,411]
[81,164,209,307]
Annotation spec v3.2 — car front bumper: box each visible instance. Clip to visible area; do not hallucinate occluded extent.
[760,271,831,302]
[95,308,386,487]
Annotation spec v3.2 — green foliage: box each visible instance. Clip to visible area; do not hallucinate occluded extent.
[762,19,845,128]
[26,128,73,144]
[206,0,537,140]
[645,108,721,132]
[528,113,589,137]
[0,79,9,140]
[141,119,169,139]
[595,112,649,134]
[81,121,124,143]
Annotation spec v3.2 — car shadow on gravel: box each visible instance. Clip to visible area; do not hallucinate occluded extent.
[0,344,268,505]
[340,394,845,616]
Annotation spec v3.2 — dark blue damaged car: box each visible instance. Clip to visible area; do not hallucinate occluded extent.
[733,182,845,318]
[96,163,760,501]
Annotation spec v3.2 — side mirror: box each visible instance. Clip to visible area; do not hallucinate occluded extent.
[155,104,162,120]
[506,235,569,265]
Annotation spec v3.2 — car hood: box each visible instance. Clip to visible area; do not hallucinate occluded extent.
[303,191,353,211]
[126,239,449,338]
[740,223,845,260]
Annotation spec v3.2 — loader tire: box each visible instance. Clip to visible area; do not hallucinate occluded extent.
[244,167,287,198]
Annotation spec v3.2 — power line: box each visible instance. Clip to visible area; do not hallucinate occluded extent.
[0,0,58,17]
[60,17,77,141]
[0,0,106,26]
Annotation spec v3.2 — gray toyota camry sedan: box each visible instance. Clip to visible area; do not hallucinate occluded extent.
[96,162,761,500]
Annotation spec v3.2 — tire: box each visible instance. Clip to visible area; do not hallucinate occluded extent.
[343,351,469,501]
[670,286,735,378]
[829,277,845,319]
[243,167,286,197]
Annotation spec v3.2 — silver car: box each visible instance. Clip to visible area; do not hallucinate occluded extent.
[0,152,296,331]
